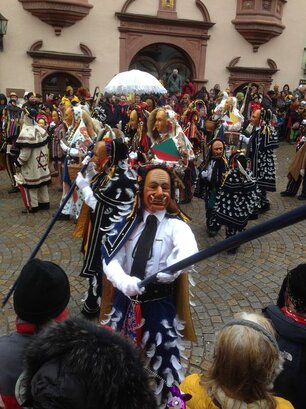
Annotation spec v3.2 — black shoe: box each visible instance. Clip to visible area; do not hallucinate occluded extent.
[8,186,19,193]
[227,246,239,254]
[56,213,70,220]
[207,230,218,237]
[297,195,306,201]
[21,207,39,214]
[258,203,271,213]
[38,202,50,210]
[280,191,294,197]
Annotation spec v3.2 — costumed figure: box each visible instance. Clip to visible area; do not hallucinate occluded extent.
[59,106,95,220]
[214,151,257,253]
[240,108,279,214]
[213,96,244,156]
[195,139,228,237]
[126,103,151,157]
[101,165,198,405]
[15,106,51,213]
[280,125,306,200]
[181,100,208,200]
[48,108,66,190]
[2,92,23,193]
[0,93,8,172]
[147,107,195,203]
[75,138,138,318]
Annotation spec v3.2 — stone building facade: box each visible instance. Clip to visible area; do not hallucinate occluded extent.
[0,0,305,98]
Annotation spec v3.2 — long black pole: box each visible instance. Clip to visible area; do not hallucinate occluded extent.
[138,203,306,288]
[1,125,110,309]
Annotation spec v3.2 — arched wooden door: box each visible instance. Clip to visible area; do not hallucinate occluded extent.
[129,43,193,87]
[41,72,81,100]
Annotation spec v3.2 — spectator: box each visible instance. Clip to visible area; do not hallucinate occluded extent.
[182,78,195,97]
[264,264,306,409]
[167,68,182,95]
[179,312,293,409]
[15,317,156,409]
[0,258,70,409]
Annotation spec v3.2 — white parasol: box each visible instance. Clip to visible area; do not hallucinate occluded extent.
[104,69,167,95]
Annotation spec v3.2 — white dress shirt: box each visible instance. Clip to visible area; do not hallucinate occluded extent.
[103,209,198,289]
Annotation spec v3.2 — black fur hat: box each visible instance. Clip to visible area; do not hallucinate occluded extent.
[13,259,70,324]
[17,317,157,409]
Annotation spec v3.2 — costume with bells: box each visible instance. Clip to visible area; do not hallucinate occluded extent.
[101,165,198,406]
[214,151,257,245]
[240,108,278,213]
[76,138,138,317]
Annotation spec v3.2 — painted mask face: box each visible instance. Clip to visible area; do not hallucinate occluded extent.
[224,98,233,112]
[93,141,110,171]
[211,140,224,158]
[143,169,171,213]
[155,110,168,134]
[64,107,73,127]
[37,119,46,128]
[251,109,261,127]
[145,99,154,112]
[51,110,59,125]
[128,110,138,130]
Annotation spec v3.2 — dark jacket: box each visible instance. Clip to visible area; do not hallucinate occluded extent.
[0,328,34,409]
[264,305,306,409]
[18,317,157,409]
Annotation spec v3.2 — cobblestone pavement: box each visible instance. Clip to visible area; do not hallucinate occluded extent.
[0,142,306,374]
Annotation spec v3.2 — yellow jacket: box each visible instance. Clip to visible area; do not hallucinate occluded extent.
[179,374,294,409]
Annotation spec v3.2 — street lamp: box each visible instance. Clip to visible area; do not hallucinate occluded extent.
[0,14,8,52]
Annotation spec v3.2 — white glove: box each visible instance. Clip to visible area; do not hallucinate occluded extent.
[300,169,305,177]
[120,275,144,297]
[82,154,92,166]
[201,170,208,179]
[85,162,97,181]
[239,134,249,144]
[60,140,69,153]
[157,271,180,283]
[76,172,89,190]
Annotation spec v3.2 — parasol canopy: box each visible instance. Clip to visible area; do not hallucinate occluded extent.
[104,69,167,95]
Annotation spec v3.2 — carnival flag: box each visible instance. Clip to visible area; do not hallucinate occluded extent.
[151,138,180,162]
[230,112,239,124]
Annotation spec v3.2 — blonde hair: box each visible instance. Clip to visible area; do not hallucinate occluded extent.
[205,312,283,409]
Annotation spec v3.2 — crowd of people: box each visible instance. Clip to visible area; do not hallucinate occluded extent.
[0,76,306,409]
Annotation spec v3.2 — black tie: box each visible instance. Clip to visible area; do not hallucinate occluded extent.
[130,214,158,280]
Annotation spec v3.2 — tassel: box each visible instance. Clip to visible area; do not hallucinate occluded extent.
[155,332,162,346]
[170,355,182,371]
[153,355,162,371]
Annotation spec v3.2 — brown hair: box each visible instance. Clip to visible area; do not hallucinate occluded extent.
[204,312,283,409]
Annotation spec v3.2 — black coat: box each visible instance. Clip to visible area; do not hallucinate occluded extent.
[264,305,306,409]
[18,317,157,409]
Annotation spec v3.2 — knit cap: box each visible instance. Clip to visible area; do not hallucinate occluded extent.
[13,259,70,324]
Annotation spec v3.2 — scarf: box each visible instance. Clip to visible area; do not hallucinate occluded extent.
[212,387,271,409]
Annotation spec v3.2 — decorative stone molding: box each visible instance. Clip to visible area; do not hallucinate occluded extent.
[232,0,287,52]
[116,0,214,89]
[227,56,279,91]
[27,41,95,93]
[19,0,93,36]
